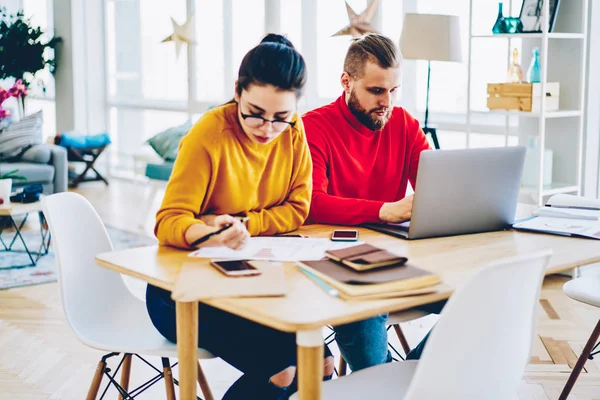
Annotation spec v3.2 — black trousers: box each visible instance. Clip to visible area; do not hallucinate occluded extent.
[145,284,332,399]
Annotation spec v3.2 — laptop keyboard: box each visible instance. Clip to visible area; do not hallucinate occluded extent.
[387,221,411,231]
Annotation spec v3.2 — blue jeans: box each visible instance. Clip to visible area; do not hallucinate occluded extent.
[406,300,447,360]
[332,314,392,371]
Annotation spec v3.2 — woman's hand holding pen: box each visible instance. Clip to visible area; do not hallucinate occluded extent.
[186,215,250,250]
[212,215,250,250]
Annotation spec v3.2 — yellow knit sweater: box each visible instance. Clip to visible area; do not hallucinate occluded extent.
[155,102,313,248]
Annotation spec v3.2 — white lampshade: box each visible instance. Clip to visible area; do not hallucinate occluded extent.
[400,13,463,63]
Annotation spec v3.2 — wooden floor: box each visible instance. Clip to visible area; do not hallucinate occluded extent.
[1,179,600,399]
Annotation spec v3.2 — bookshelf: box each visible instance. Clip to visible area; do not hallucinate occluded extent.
[467,0,589,206]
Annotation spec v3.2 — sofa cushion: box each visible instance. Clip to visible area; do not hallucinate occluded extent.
[147,121,192,162]
[20,144,52,164]
[0,111,43,159]
[0,162,54,184]
[145,162,174,181]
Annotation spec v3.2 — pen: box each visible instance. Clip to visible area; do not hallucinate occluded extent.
[190,216,249,248]
[298,266,339,298]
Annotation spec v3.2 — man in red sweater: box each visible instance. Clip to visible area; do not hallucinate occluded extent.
[303,34,431,226]
[303,34,432,370]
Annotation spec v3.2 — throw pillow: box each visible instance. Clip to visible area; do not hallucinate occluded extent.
[20,144,52,164]
[0,110,43,160]
[147,120,192,162]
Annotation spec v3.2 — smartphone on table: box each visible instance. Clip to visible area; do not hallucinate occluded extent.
[331,229,359,242]
[210,260,262,277]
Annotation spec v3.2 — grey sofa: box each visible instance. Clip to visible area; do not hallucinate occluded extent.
[0,144,68,194]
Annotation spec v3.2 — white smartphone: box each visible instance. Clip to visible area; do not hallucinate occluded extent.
[331,229,359,242]
[210,260,262,277]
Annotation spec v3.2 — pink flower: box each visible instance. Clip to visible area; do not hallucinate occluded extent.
[0,108,10,120]
[8,79,27,98]
[0,88,8,105]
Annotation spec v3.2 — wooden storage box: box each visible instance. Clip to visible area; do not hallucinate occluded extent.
[487,82,560,112]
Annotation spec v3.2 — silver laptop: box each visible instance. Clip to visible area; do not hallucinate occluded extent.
[364,146,526,240]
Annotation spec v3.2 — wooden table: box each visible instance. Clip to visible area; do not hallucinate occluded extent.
[95,224,600,400]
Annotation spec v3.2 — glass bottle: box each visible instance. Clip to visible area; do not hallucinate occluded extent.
[492,2,505,34]
[507,48,524,83]
[527,48,541,83]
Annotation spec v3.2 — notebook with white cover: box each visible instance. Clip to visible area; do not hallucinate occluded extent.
[545,194,600,210]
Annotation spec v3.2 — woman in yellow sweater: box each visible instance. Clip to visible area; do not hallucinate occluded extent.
[146,34,333,399]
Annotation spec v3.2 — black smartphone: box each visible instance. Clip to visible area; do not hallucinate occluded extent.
[210,260,261,277]
[331,229,359,242]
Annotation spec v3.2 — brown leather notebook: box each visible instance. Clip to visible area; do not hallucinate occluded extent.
[325,243,407,271]
[298,259,440,299]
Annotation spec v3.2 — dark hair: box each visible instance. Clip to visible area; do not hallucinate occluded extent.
[344,33,401,79]
[235,33,306,97]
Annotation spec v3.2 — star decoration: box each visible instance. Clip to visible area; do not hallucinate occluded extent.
[161,15,196,57]
[332,0,380,38]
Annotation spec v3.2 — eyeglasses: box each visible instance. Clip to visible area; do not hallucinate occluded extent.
[240,112,296,132]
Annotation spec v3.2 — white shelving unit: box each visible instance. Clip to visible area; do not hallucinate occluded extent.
[467,0,589,206]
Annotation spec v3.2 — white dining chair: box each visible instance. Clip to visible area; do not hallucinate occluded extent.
[559,276,600,400]
[42,192,215,400]
[292,250,551,400]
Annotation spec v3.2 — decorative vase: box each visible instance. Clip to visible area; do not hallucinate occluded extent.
[492,2,505,34]
[527,48,541,83]
[507,48,524,83]
[0,178,12,205]
[502,17,523,34]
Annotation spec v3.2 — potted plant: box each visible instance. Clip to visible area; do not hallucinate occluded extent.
[0,7,61,117]
[0,169,26,205]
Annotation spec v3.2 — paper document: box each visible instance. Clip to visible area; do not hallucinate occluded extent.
[189,237,362,261]
[513,216,600,240]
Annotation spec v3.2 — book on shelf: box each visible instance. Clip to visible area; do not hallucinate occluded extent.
[513,194,600,239]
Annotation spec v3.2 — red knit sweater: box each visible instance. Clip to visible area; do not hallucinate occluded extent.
[302,94,431,225]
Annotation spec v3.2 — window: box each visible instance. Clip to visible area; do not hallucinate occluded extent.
[231,0,265,81]
[280,0,302,51]
[195,0,225,102]
[106,0,188,103]
[102,0,526,172]
[316,0,366,99]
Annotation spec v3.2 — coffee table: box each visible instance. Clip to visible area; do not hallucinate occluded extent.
[0,201,51,268]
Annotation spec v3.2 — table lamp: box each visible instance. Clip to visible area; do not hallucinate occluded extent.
[400,13,463,149]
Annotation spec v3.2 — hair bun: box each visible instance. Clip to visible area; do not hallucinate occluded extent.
[260,33,295,49]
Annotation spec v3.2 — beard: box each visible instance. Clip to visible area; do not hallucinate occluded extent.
[347,90,392,131]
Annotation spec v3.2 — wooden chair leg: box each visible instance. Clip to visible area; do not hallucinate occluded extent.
[197,360,215,400]
[162,358,176,400]
[393,324,412,357]
[559,319,600,400]
[117,354,132,400]
[86,359,106,400]
[338,357,347,377]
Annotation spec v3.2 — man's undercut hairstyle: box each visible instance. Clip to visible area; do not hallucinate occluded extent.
[343,33,402,79]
